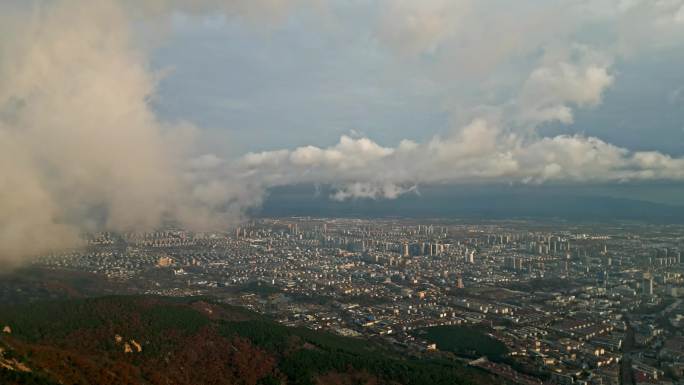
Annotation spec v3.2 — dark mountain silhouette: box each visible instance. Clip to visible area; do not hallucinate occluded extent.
[256,184,684,223]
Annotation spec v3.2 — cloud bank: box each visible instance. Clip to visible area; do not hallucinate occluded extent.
[0,0,273,265]
[241,120,684,200]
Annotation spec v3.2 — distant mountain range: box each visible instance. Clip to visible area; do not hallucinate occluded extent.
[256,184,684,223]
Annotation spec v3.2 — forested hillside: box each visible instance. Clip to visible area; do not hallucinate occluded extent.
[0,296,495,385]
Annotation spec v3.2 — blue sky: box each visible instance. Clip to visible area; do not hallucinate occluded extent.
[149,1,684,156]
[152,6,451,153]
[542,50,684,156]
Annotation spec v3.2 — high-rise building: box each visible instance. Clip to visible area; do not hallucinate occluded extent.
[506,256,516,270]
[643,275,654,296]
[464,249,475,264]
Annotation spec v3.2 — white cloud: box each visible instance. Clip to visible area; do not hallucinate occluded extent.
[330,183,417,201]
[377,0,473,55]
[517,48,614,125]
[3,0,684,266]
[0,0,283,265]
[677,4,684,22]
[239,117,684,200]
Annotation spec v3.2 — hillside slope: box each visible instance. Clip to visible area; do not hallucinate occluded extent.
[0,296,494,385]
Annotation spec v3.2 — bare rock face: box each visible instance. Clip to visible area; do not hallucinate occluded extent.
[130,339,142,352]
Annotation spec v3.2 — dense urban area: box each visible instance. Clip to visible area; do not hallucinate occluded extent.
[9,218,684,385]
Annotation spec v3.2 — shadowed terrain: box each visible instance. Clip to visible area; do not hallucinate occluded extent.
[0,296,496,385]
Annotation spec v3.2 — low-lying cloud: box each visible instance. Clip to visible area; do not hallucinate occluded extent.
[0,1,270,265]
[241,120,684,200]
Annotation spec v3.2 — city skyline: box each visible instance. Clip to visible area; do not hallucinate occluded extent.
[4,217,683,384]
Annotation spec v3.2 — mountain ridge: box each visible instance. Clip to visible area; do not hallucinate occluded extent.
[256,184,684,223]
